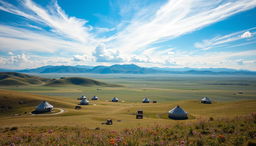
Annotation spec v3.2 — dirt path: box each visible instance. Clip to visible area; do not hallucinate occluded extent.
[31,108,65,116]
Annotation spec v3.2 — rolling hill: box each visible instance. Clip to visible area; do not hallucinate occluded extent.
[0,89,74,116]
[46,77,120,87]
[0,72,119,87]
[0,72,50,86]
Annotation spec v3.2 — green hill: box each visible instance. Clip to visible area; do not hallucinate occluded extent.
[46,77,109,86]
[0,72,120,87]
[0,89,74,116]
[0,72,49,86]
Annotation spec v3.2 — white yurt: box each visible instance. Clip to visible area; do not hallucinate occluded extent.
[168,105,188,120]
[91,96,98,100]
[80,98,89,105]
[35,101,53,113]
[112,97,119,102]
[78,95,87,100]
[142,97,150,103]
[201,97,212,104]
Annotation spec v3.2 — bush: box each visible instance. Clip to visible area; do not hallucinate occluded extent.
[10,127,18,131]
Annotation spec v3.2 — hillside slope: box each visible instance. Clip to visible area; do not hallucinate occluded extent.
[0,72,50,86]
[46,77,120,87]
[0,72,120,87]
[0,89,75,116]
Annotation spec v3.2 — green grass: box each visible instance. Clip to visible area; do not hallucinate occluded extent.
[0,113,255,145]
[0,73,255,145]
[1,73,255,102]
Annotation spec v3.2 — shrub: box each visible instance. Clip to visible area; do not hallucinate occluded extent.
[10,127,18,131]
[232,137,244,146]
[217,135,225,143]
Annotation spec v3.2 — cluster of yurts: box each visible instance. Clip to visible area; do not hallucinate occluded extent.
[35,96,212,120]
[77,96,212,120]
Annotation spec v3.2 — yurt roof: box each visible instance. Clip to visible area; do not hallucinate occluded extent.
[143,98,150,101]
[81,98,89,102]
[80,96,87,99]
[168,105,187,115]
[36,101,53,110]
[112,97,118,100]
[201,97,211,101]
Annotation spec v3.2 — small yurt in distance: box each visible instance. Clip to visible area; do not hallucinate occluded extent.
[168,105,188,120]
[142,97,150,103]
[80,98,89,105]
[91,96,98,100]
[112,97,119,102]
[35,101,53,113]
[201,97,212,104]
[78,96,87,100]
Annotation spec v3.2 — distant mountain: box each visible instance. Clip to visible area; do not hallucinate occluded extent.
[1,64,256,75]
[90,64,161,74]
[19,65,90,73]
[0,72,119,87]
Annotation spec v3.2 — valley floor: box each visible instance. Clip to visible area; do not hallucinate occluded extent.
[0,74,255,145]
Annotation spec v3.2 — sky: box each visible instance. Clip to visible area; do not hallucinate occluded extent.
[0,0,256,70]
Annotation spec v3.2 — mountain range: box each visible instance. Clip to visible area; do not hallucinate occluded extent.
[0,64,256,75]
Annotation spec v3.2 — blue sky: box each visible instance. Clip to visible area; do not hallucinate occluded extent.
[0,0,256,70]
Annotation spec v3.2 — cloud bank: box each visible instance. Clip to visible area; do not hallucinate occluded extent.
[0,0,256,70]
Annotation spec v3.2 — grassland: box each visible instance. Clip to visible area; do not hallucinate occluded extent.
[1,73,255,102]
[0,73,255,145]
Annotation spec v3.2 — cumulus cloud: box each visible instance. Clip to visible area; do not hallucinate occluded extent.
[93,44,124,62]
[8,52,14,55]
[241,31,253,38]
[0,53,30,67]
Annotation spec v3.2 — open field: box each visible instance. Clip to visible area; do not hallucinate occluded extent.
[1,74,256,102]
[0,74,256,145]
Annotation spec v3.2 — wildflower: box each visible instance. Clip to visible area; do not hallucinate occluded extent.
[123,141,127,145]
[217,134,225,143]
[211,133,216,138]
[180,140,186,146]
[48,129,54,134]
[116,136,122,143]
[109,138,115,145]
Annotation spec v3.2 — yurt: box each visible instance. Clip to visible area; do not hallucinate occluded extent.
[168,105,188,120]
[35,101,53,113]
[78,96,87,100]
[91,96,98,100]
[112,97,119,102]
[142,97,150,103]
[80,98,89,105]
[201,97,212,104]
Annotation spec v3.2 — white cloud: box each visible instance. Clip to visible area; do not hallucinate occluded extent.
[107,0,256,54]
[0,53,94,69]
[8,52,13,55]
[0,0,94,43]
[92,44,124,62]
[195,27,256,50]
[0,0,256,70]
[241,31,253,38]
[0,25,95,55]
[72,55,95,62]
